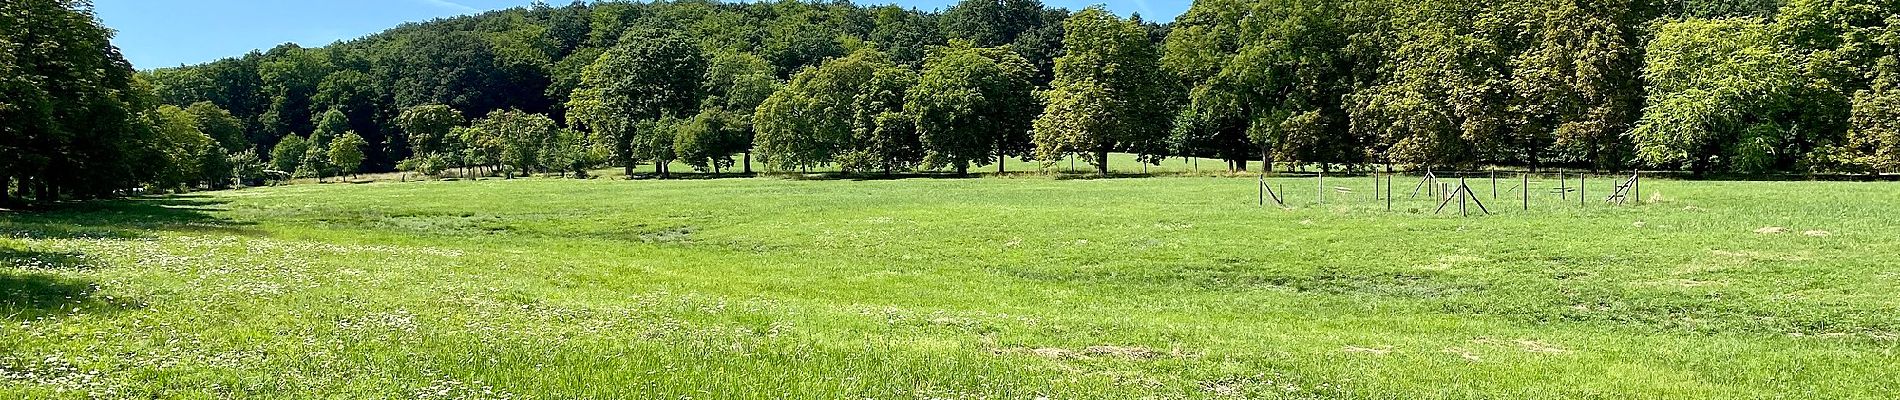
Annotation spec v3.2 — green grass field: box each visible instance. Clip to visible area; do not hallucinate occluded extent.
[3,174,1898,398]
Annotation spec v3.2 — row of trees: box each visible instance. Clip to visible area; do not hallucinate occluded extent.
[1162,0,1900,175]
[369,8,1161,179]
[139,0,1089,178]
[144,0,1898,179]
[0,0,298,206]
[10,0,1900,205]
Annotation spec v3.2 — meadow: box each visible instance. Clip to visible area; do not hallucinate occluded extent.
[2,171,1898,399]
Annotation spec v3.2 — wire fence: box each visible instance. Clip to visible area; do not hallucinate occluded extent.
[1257,170,1645,216]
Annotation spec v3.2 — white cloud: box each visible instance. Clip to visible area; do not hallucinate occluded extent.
[416,0,479,12]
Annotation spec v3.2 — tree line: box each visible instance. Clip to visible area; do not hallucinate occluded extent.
[4,0,1898,205]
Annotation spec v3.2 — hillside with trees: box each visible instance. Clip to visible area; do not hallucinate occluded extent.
[6,0,1900,206]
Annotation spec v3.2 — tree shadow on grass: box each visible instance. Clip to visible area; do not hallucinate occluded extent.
[0,194,263,240]
[0,195,246,320]
[0,247,97,270]
[0,269,136,321]
[1,232,131,321]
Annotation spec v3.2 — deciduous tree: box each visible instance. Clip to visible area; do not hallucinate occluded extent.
[908,42,1037,175]
[567,29,705,178]
[1032,7,1168,175]
[328,131,367,179]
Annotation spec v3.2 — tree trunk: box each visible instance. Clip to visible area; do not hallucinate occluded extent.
[624,164,635,179]
[996,141,1007,174]
[35,179,51,206]
[1095,150,1110,176]
[957,160,970,176]
[1,175,9,206]
[743,152,753,174]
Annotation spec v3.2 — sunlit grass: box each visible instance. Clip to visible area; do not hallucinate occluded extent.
[2,174,1897,398]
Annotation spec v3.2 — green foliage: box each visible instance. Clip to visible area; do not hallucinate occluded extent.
[470,109,560,178]
[258,45,332,140]
[2,0,168,201]
[1850,80,1900,171]
[939,0,1067,84]
[297,109,352,179]
[755,47,918,173]
[568,29,706,177]
[673,109,750,173]
[1032,7,1168,175]
[395,104,466,158]
[328,131,368,177]
[540,127,603,177]
[184,102,247,153]
[909,42,1038,174]
[228,149,270,186]
[148,105,219,192]
[702,51,779,114]
[383,31,509,113]
[269,135,309,174]
[22,0,1900,194]
[1632,18,1800,174]
[1506,0,1644,170]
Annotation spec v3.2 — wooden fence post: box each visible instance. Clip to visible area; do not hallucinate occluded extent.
[1317,171,1324,205]
[1559,172,1566,200]
[1460,177,1469,216]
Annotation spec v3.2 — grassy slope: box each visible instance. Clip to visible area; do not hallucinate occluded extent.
[2,175,1897,398]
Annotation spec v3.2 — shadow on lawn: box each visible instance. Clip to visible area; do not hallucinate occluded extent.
[0,269,137,321]
[0,195,243,320]
[0,250,138,320]
[0,194,263,240]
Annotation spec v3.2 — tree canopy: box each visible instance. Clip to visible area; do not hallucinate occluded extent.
[14,0,1900,206]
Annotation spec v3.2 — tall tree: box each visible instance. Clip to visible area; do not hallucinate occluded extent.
[908,42,1038,175]
[185,102,248,153]
[1631,18,1800,175]
[1349,0,1512,169]
[328,131,368,179]
[471,109,559,178]
[1032,6,1168,175]
[755,47,920,173]
[3,0,154,202]
[701,51,781,174]
[312,69,393,168]
[396,105,466,159]
[673,108,748,174]
[869,5,945,67]
[299,108,353,180]
[270,135,309,173]
[567,29,706,178]
[381,31,509,114]
[148,105,217,192]
[1507,0,1644,171]
[258,44,331,143]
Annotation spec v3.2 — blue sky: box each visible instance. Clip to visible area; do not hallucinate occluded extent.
[95,0,1185,69]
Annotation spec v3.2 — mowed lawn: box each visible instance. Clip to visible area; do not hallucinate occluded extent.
[3,175,1898,399]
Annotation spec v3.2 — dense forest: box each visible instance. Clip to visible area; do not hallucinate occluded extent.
[4,0,1899,205]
